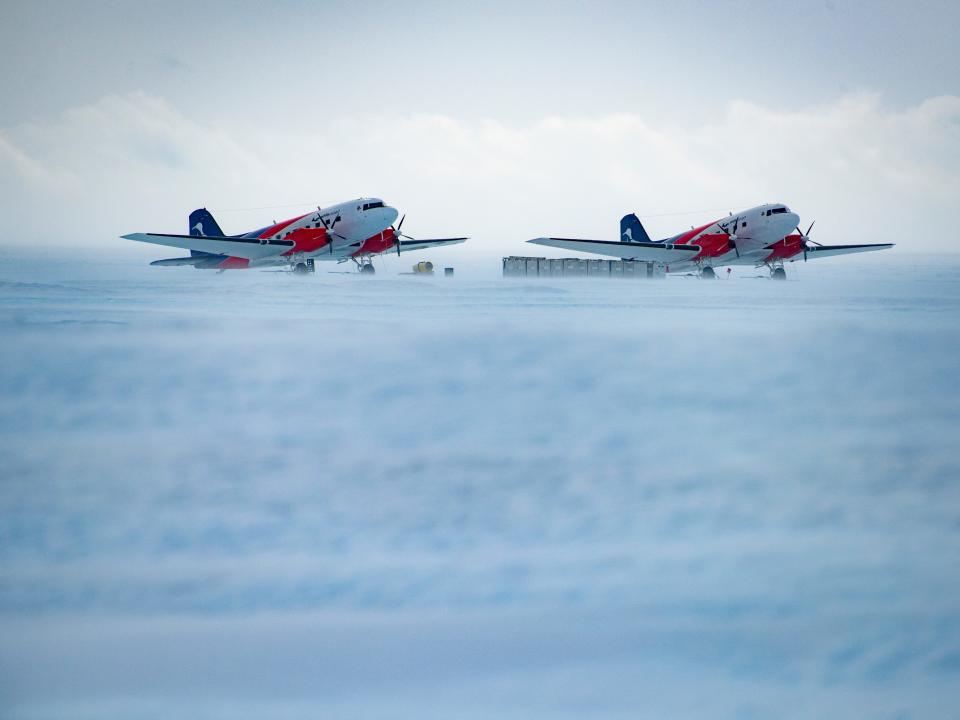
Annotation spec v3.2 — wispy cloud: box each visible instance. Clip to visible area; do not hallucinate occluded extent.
[1,92,958,249]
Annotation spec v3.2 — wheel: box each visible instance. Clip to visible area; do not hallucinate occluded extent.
[293,262,309,275]
[700,266,716,279]
[359,263,376,275]
[305,259,316,273]
[771,267,786,280]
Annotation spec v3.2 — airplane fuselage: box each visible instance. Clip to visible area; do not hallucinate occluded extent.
[124,198,467,272]
[235,198,401,268]
[528,202,892,275]
[659,203,801,271]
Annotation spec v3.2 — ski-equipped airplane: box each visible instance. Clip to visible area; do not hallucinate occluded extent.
[528,204,893,279]
[121,199,468,274]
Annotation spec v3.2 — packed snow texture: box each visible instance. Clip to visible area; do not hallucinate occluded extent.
[1,246,958,719]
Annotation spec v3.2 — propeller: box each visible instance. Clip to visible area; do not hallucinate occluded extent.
[330,230,351,254]
[316,209,346,254]
[797,220,818,261]
[392,214,425,257]
[718,216,741,258]
[394,214,405,256]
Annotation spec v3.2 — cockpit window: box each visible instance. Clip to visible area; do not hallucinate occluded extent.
[770,207,788,215]
[362,201,384,211]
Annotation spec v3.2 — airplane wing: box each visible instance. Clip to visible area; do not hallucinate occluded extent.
[121,232,294,260]
[396,237,469,253]
[793,243,894,261]
[528,237,700,262]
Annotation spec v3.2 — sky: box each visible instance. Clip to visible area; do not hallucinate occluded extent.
[0,0,958,255]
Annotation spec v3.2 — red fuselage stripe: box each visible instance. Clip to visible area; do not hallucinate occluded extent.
[351,228,398,257]
[256,213,312,239]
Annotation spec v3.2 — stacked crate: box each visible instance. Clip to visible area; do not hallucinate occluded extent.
[563,258,588,276]
[503,257,664,279]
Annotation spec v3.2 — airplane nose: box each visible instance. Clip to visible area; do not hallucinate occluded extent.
[384,206,399,226]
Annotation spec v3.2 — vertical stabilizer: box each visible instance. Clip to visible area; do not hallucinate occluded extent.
[620,213,652,243]
[188,208,225,238]
[188,209,226,258]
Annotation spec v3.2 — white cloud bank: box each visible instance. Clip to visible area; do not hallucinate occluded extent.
[1,92,958,253]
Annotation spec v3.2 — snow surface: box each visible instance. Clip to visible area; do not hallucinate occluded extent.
[1,245,959,719]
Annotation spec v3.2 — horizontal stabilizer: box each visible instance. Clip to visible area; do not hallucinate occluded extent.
[528,237,700,262]
[150,255,226,268]
[151,256,208,266]
[122,232,293,260]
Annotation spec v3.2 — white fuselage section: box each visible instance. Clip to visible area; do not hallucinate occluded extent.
[664,203,801,270]
[246,198,400,267]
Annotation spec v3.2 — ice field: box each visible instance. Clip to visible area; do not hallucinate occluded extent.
[1,244,959,719]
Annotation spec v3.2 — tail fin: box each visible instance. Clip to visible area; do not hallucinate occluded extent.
[188,209,226,258]
[620,213,652,243]
[188,208,225,238]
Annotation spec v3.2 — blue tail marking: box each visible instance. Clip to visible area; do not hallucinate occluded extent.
[188,208,226,258]
[620,213,652,243]
[188,208,225,237]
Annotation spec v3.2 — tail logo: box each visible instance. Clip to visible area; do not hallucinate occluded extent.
[192,222,205,237]
[623,228,633,241]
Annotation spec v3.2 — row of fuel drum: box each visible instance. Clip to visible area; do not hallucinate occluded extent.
[502,256,666,279]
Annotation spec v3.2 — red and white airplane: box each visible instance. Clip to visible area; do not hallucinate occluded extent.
[122,199,467,274]
[529,204,893,278]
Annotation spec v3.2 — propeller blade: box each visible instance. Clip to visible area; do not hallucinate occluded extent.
[797,222,821,248]
[331,231,349,254]
[797,220,823,247]
[396,214,405,234]
[720,216,739,239]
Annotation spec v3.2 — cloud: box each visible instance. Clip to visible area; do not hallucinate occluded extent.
[1,92,957,250]
[703,93,960,198]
